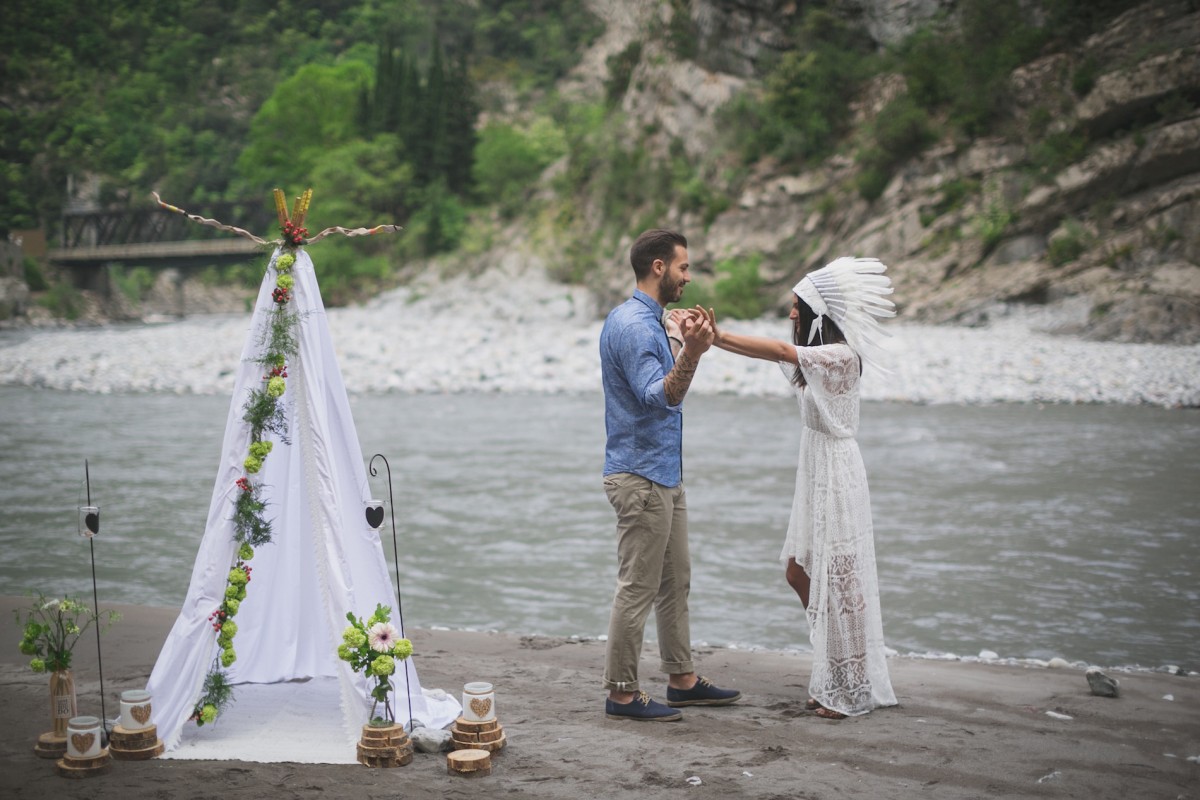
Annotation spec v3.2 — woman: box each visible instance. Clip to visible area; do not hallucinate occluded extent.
[699,257,898,720]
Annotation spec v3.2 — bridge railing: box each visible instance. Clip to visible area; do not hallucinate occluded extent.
[59,200,277,248]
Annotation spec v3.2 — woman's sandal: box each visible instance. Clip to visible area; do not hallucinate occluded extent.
[804,699,822,711]
[814,707,847,720]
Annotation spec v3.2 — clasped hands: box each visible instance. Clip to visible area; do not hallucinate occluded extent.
[665,306,721,353]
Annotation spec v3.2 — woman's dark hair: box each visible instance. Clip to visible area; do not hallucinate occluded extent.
[790,294,855,388]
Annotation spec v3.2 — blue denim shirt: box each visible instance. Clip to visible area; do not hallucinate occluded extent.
[600,289,683,487]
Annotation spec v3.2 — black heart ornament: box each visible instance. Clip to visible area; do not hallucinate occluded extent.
[85,513,100,535]
[364,506,384,530]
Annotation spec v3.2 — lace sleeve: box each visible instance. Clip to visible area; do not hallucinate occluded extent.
[795,344,860,395]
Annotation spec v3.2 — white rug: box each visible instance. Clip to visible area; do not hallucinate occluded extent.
[160,678,458,763]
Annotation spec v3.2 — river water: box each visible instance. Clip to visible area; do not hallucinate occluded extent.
[0,385,1197,670]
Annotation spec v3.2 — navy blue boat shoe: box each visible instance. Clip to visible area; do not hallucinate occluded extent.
[666,676,742,707]
[605,691,683,721]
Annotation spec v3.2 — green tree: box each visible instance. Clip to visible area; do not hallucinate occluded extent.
[235,61,373,193]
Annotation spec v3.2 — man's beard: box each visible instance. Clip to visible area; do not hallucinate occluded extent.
[660,274,685,304]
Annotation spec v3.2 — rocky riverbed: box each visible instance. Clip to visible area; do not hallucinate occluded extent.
[0,263,1196,407]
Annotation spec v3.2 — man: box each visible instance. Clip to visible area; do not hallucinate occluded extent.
[599,228,741,721]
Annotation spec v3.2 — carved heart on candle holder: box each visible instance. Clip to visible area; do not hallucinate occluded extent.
[71,732,95,754]
[131,704,152,725]
[469,697,492,718]
[84,513,99,535]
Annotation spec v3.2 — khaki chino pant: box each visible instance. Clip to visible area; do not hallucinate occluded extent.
[603,472,694,691]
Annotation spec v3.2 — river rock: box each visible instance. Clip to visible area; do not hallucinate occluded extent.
[1086,667,1120,698]
[410,726,453,754]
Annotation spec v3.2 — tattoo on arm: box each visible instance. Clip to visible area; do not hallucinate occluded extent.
[664,350,700,406]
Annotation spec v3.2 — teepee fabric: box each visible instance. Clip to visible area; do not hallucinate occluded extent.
[147,248,459,753]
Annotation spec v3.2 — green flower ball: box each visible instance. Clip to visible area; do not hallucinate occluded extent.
[223,598,240,617]
[276,253,295,272]
[220,648,237,668]
[217,633,232,649]
[237,586,247,601]
[29,657,46,673]
[371,655,396,677]
[267,377,286,398]
[391,639,413,659]
[337,643,354,661]
[228,567,249,586]
[200,704,218,724]
[225,585,240,600]
[239,543,255,561]
[249,441,273,459]
[277,274,295,290]
[343,627,367,648]
[19,638,38,656]
[244,455,262,474]
[221,620,238,638]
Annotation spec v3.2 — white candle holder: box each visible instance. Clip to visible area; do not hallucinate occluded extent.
[119,690,153,731]
[462,681,496,722]
[67,716,102,758]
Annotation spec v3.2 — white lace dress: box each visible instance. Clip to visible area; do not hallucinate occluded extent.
[779,343,897,716]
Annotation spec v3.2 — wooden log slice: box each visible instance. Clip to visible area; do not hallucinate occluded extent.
[476,726,505,743]
[450,728,479,742]
[454,717,499,733]
[109,727,161,750]
[447,748,492,776]
[453,732,506,752]
[34,732,67,759]
[109,740,165,761]
[360,724,407,742]
[56,750,113,777]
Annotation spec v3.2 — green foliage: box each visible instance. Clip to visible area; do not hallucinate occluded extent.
[675,254,767,320]
[470,0,603,87]
[1071,56,1100,97]
[855,94,936,200]
[23,258,49,292]
[975,199,1015,252]
[109,265,157,303]
[235,61,373,193]
[233,482,272,547]
[472,118,567,215]
[919,178,978,226]
[1029,131,1089,178]
[1047,220,1090,266]
[605,41,643,107]
[36,283,84,320]
[398,179,467,257]
[900,0,1048,137]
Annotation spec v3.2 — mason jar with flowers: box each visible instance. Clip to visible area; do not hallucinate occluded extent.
[337,604,413,727]
[14,592,119,741]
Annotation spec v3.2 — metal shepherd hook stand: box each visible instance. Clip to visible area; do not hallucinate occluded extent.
[80,460,109,744]
[366,454,413,731]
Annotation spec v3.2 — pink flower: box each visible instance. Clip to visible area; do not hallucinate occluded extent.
[367,622,400,653]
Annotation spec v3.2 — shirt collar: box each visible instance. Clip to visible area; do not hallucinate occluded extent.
[632,289,664,317]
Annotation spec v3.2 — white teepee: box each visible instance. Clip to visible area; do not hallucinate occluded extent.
[147,248,459,759]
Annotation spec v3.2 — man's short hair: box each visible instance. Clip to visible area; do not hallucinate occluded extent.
[630,229,687,281]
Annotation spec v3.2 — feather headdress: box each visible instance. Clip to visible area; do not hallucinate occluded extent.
[793,257,896,373]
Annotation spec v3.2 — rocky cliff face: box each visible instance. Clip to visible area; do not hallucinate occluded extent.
[581,0,1200,344]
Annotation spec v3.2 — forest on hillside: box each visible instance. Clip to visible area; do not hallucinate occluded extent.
[1,0,1145,315]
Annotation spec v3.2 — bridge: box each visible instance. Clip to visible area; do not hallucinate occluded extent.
[47,200,278,289]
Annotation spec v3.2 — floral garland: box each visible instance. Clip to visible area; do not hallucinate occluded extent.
[192,235,302,727]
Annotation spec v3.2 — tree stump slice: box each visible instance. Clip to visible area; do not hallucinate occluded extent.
[453,731,506,752]
[109,724,162,756]
[55,749,113,778]
[447,748,492,777]
[356,724,413,768]
[454,717,499,733]
[34,732,68,759]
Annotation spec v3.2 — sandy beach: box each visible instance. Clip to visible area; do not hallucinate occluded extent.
[2,596,1196,799]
